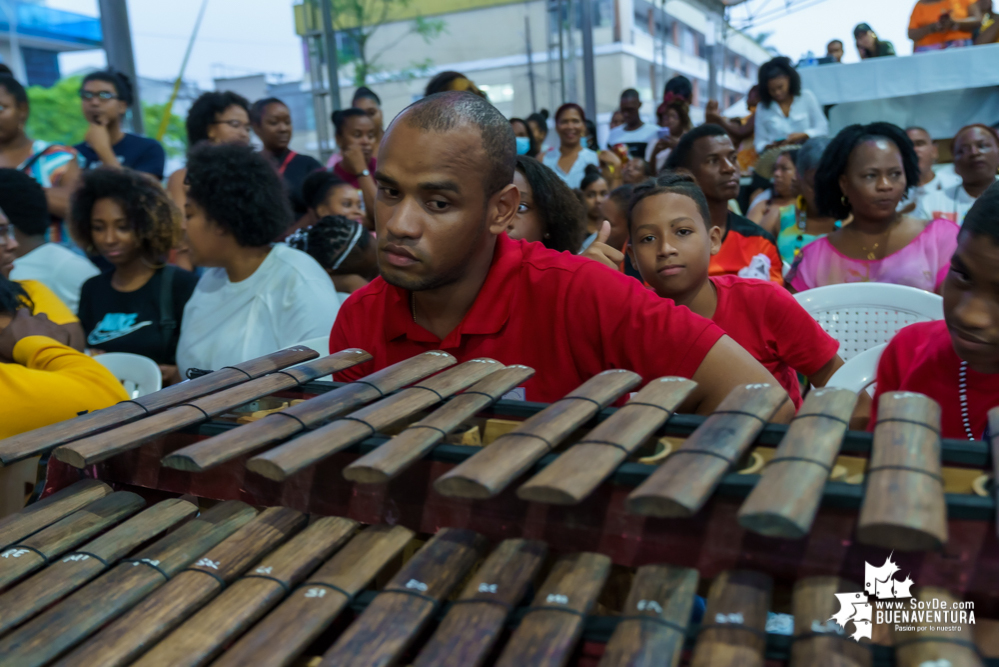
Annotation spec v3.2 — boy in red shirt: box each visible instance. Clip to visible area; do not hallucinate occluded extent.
[871,181,999,440]
[626,171,843,408]
[329,91,793,420]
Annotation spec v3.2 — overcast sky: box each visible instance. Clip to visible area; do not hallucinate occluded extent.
[49,0,918,89]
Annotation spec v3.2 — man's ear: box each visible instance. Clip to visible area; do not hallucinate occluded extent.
[488,183,520,236]
[709,224,723,256]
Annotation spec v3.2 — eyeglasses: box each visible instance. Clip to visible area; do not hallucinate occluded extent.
[80,91,118,101]
[212,119,252,132]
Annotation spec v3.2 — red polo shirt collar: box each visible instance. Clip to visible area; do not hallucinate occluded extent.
[382,234,520,348]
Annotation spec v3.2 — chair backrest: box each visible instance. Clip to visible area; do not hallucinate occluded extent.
[794,283,943,360]
[95,353,163,399]
[825,343,886,394]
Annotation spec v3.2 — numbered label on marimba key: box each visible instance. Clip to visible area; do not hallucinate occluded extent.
[195,558,220,570]
[63,554,90,563]
[405,579,428,591]
[303,587,326,598]
[918,661,953,667]
[546,594,569,605]
[133,558,160,567]
[478,583,498,593]
[810,619,845,635]
[255,566,273,574]
[715,612,744,624]
[1,549,29,559]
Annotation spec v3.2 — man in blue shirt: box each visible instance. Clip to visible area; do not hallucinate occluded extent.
[74,71,166,180]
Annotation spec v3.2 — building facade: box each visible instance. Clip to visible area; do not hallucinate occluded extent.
[0,0,102,87]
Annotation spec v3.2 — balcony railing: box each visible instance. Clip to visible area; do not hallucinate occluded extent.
[0,1,102,47]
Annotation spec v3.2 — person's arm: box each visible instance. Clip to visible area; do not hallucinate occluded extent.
[753,105,775,154]
[581,221,625,271]
[42,156,81,220]
[0,311,128,437]
[706,101,754,142]
[357,173,377,231]
[758,204,782,237]
[83,121,121,170]
[802,90,829,139]
[909,19,945,42]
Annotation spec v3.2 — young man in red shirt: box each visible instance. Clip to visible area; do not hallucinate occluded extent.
[871,181,999,440]
[329,91,793,419]
[664,124,783,284]
[626,171,844,408]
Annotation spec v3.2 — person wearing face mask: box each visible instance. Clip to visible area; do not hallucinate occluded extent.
[753,57,828,154]
[505,155,585,253]
[302,171,365,225]
[542,103,600,189]
[331,108,378,229]
[167,91,251,212]
[251,97,323,226]
[75,71,166,179]
[788,122,959,293]
[72,168,198,385]
[916,124,999,226]
[509,118,539,158]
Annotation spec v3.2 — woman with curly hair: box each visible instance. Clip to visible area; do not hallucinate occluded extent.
[505,155,585,253]
[787,122,959,293]
[72,168,198,382]
[176,143,339,377]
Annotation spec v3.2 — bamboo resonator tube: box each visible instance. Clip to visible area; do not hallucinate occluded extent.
[691,570,773,667]
[54,350,371,469]
[0,346,318,465]
[435,369,642,499]
[0,492,145,590]
[214,524,413,667]
[494,551,612,667]
[738,387,860,538]
[893,588,982,667]
[857,391,947,552]
[0,500,255,667]
[344,365,536,484]
[0,480,110,551]
[57,506,309,667]
[162,351,456,472]
[518,377,697,504]
[790,577,872,667]
[627,383,788,518]
[0,499,197,636]
[413,538,548,667]
[247,358,504,482]
[598,564,698,667]
[130,516,359,667]
[319,527,486,667]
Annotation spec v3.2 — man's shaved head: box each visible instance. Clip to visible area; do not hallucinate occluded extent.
[395,91,516,198]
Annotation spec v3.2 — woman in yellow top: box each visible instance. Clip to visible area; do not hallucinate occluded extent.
[908,0,982,51]
[0,209,84,350]
[0,277,127,516]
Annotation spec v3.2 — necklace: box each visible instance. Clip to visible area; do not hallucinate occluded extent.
[958,360,976,441]
[796,196,807,230]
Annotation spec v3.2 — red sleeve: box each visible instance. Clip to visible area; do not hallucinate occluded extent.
[765,238,784,285]
[765,285,840,376]
[868,333,906,432]
[329,304,372,382]
[566,262,725,383]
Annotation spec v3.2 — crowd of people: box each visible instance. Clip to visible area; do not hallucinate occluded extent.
[1,38,998,513]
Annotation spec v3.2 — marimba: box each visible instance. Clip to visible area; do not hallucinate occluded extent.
[0,348,997,665]
[0,480,987,666]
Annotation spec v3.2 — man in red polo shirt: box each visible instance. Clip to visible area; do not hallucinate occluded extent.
[329,92,792,419]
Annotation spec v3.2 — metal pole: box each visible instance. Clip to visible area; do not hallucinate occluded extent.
[525,15,537,113]
[579,0,596,121]
[0,0,26,83]
[156,0,209,142]
[557,0,565,104]
[565,0,577,103]
[98,0,143,134]
[320,0,341,112]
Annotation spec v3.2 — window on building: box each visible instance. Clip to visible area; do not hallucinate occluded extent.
[479,84,514,103]
[21,47,59,88]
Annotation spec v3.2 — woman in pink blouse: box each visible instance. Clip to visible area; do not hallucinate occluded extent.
[788,122,959,293]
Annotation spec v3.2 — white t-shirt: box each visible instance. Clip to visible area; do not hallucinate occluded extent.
[898,171,962,213]
[176,243,340,376]
[9,243,99,314]
[914,180,995,226]
[607,123,660,158]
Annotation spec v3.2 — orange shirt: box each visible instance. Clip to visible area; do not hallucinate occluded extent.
[909,0,972,47]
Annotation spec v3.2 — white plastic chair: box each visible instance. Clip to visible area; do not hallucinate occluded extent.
[825,343,886,394]
[782,261,791,278]
[794,283,943,361]
[95,353,162,399]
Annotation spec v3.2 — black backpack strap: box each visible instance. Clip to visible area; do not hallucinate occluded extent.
[158,265,177,359]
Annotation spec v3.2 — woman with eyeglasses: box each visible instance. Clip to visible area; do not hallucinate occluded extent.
[167,91,252,212]
[75,70,166,180]
[0,75,80,226]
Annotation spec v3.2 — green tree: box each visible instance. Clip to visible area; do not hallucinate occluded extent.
[322,0,446,86]
[25,76,187,158]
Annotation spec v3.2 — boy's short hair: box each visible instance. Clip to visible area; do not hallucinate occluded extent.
[628,170,712,234]
[962,180,999,244]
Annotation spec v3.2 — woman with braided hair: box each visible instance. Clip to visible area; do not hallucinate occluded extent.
[286,215,376,295]
[787,122,959,293]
